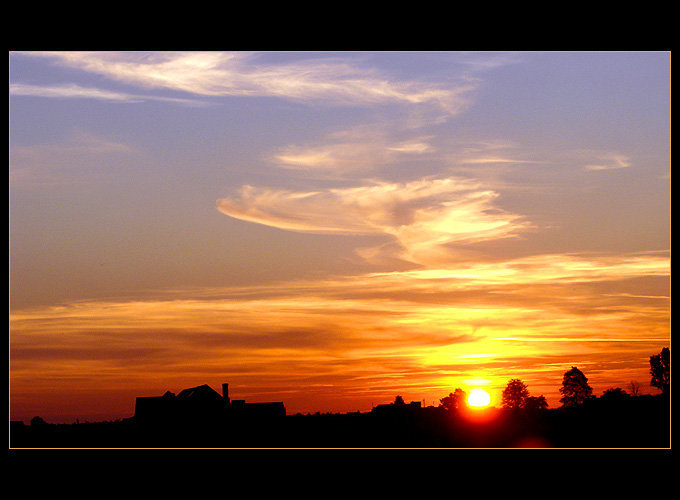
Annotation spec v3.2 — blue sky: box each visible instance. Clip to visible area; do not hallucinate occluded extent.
[10,52,670,422]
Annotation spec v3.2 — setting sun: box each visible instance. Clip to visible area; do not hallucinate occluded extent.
[467,389,491,407]
[9,52,670,440]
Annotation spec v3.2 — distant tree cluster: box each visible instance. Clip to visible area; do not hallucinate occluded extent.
[501,378,547,410]
[439,388,467,410]
[439,347,669,413]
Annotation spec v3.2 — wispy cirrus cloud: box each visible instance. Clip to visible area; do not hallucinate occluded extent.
[14,52,477,114]
[271,125,437,174]
[360,251,668,284]
[10,246,669,418]
[582,151,632,171]
[217,177,528,267]
[10,82,206,106]
[11,83,142,102]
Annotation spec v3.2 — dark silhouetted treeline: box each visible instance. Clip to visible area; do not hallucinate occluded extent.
[10,392,669,448]
[11,349,671,448]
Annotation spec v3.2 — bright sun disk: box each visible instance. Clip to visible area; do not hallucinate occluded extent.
[467,388,491,407]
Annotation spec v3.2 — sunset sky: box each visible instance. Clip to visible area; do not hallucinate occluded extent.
[10,51,670,424]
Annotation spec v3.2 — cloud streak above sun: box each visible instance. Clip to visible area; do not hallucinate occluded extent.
[10,246,668,417]
[217,177,528,266]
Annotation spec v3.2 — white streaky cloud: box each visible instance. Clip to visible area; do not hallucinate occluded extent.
[10,82,207,106]
[217,178,527,266]
[451,139,546,167]
[16,52,476,114]
[271,128,437,173]
[11,83,142,102]
[361,251,671,290]
[462,156,527,165]
[387,190,525,265]
[583,152,632,171]
[386,139,435,154]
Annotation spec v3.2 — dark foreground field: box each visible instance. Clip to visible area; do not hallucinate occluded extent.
[10,394,669,449]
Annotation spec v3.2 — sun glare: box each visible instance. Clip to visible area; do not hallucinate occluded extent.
[467,388,491,407]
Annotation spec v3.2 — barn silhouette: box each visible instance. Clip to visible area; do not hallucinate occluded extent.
[134,383,285,425]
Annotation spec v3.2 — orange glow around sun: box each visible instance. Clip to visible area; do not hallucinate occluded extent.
[467,389,491,407]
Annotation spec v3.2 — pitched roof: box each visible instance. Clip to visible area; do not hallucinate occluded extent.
[176,384,222,400]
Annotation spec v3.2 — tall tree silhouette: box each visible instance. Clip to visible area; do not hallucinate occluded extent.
[627,380,641,397]
[649,347,670,395]
[501,379,530,409]
[600,387,629,402]
[439,388,467,410]
[559,367,593,407]
[524,395,548,411]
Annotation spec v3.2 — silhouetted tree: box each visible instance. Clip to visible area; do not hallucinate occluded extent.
[627,380,641,397]
[559,367,593,407]
[501,379,529,409]
[393,395,405,405]
[439,388,467,410]
[599,388,630,412]
[601,387,629,401]
[649,347,670,395]
[524,395,548,411]
[30,416,47,427]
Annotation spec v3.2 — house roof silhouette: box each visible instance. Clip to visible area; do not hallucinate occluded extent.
[176,384,222,401]
[134,382,285,423]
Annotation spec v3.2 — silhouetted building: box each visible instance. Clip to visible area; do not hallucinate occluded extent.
[134,382,285,424]
[371,400,423,417]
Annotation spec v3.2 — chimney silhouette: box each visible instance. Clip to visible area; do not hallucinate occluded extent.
[222,383,230,404]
